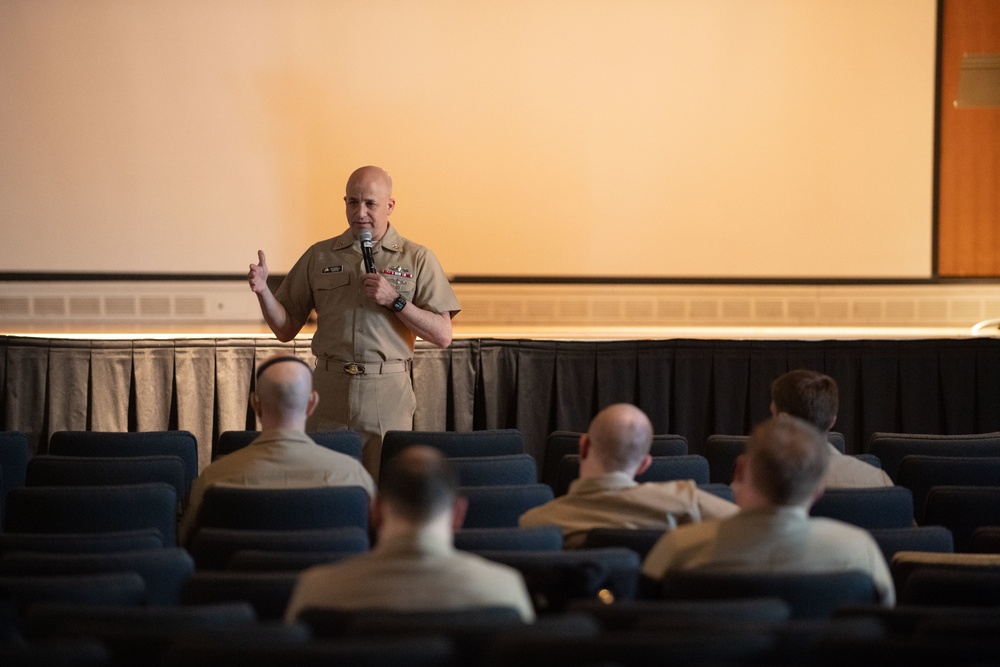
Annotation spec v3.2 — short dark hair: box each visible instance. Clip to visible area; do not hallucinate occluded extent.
[378,446,458,522]
[770,370,838,433]
[746,416,830,506]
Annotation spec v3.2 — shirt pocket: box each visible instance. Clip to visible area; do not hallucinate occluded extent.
[316,271,351,291]
[388,276,416,300]
[314,271,352,311]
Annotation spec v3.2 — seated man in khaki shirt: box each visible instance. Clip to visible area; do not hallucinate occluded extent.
[519,403,738,548]
[770,370,893,488]
[642,416,895,607]
[178,354,375,546]
[284,446,535,622]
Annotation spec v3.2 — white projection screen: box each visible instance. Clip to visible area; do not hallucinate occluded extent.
[0,0,937,279]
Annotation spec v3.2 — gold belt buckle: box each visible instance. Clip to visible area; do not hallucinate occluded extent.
[343,362,366,376]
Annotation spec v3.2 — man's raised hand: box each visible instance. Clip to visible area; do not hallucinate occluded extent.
[248,250,269,294]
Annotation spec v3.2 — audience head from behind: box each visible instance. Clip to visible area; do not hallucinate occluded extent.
[283,444,537,623]
[177,353,375,547]
[769,369,838,436]
[580,403,655,480]
[519,403,738,548]
[641,414,896,607]
[769,369,893,490]
[733,415,831,511]
[252,354,319,431]
[373,445,468,537]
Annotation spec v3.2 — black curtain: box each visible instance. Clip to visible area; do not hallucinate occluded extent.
[4,335,999,468]
[413,337,1000,460]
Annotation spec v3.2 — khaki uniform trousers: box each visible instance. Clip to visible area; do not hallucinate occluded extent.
[307,361,415,479]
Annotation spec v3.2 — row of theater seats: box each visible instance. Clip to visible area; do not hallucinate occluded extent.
[8,597,1000,666]
[5,555,1000,664]
[5,428,1000,548]
[3,428,1000,664]
[9,425,1000,484]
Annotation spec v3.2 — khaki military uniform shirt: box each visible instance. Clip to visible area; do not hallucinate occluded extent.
[518,472,739,548]
[641,505,895,607]
[823,443,894,488]
[275,225,460,363]
[284,530,536,623]
[179,428,375,545]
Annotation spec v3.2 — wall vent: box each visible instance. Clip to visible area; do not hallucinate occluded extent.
[3,280,1000,335]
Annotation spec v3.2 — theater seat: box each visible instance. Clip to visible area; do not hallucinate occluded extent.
[47,431,199,497]
[542,431,688,490]
[478,547,642,612]
[896,455,1000,523]
[181,572,300,621]
[579,528,664,560]
[923,486,1000,552]
[188,526,369,570]
[867,526,954,563]
[26,455,187,509]
[380,429,525,479]
[659,569,878,619]
[5,483,178,546]
[0,548,195,606]
[868,431,1000,482]
[459,484,554,528]
[447,454,538,487]
[454,526,564,553]
[809,486,914,530]
[214,430,363,461]
[191,485,369,536]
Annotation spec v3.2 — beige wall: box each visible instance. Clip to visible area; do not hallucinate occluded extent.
[0,0,936,279]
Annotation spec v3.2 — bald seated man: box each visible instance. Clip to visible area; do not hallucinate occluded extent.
[178,354,375,546]
[770,369,892,488]
[285,446,535,622]
[248,166,461,479]
[519,403,738,548]
[643,416,895,607]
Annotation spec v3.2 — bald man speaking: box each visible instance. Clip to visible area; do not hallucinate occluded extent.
[249,166,461,477]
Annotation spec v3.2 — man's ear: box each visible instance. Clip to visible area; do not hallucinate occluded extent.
[732,454,748,484]
[809,481,826,508]
[730,454,750,505]
[250,392,262,418]
[578,434,590,459]
[451,495,469,531]
[370,496,384,531]
[305,390,320,417]
[634,454,653,477]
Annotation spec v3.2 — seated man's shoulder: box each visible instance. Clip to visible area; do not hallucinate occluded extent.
[450,548,524,578]
[641,518,723,577]
[311,445,365,467]
[633,479,702,501]
[805,514,881,547]
[823,455,893,488]
[295,552,371,587]
[634,480,738,517]
[518,493,567,524]
[635,478,698,492]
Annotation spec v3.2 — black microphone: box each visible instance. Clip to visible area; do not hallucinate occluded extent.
[359,230,376,274]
